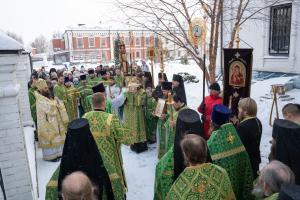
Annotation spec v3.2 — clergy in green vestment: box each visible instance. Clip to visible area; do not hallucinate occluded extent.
[64,77,80,121]
[166,134,236,200]
[46,118,115,200]
[164,94,188,152]
[154,109,204,200]
[87,82,113,113]
[157,81,173,159]
[28,83,37,125]
[77,74,93,114]
[35,79,68,161]
[124,81,148,153]
[45,166,59,200]
[28,72,39,127]
[54,74,73,121]
[207,104,254,200]
[83,92,133,200]
[87,68,102,87]
[115,68,125,88]
[145,86,158,143]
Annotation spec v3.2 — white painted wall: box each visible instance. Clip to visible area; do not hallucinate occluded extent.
[16,53,33,127]
[0,53,34,200]
[219,0,299,73]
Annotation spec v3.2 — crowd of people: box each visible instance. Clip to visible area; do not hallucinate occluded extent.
[27,63,300,200]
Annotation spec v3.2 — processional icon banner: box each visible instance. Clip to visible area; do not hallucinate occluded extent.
[223,48,253,116]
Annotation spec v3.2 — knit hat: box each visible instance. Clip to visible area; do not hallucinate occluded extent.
[209,82,221,92]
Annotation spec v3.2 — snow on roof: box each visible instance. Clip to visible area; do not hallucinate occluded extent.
[0,31,24,51]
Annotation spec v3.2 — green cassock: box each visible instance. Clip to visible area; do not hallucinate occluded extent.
[164,105,188,152]
[54,84,74,121]
[207,123,254,200]
[77,84,93,113]
[124,89,147,144]
[145,96,158,142]
[166,163,236,200]
[65,86,80,121]
[87,94,113,114]
[28,87,37,124]
[83,111,133,200]
[154,147,175,200]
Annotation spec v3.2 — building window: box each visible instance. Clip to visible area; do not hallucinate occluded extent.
[101,38,106,48]
[136,51,140,59]
[269,3,292,55]
[146,37,150,46]
[125,37,129,45]
[89,38,95,48]
[77,38,83,49]
[178,51,181,57]
[135,38,141,46]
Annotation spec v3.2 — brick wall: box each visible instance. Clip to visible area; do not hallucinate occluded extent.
[52,39,65,51]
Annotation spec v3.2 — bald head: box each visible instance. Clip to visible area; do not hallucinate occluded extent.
[61,171,96,200]
[253,160,295,198]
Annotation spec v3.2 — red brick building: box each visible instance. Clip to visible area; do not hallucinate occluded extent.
[52,28,156,65]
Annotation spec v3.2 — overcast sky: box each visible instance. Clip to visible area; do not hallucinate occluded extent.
[0,0,127,45]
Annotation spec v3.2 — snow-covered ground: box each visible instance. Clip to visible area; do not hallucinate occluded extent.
[24,60,299,200]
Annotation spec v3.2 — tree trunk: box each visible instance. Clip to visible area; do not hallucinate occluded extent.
[229,0,244,48]
[208,0,222,83]
[207,0,218,84]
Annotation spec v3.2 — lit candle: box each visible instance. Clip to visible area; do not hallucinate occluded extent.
[168,92,172,104]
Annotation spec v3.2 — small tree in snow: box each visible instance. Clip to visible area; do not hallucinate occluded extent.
[114,34,121,67]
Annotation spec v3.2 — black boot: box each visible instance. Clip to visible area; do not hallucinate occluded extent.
[135,142,148,153]
[130,144,137,152]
